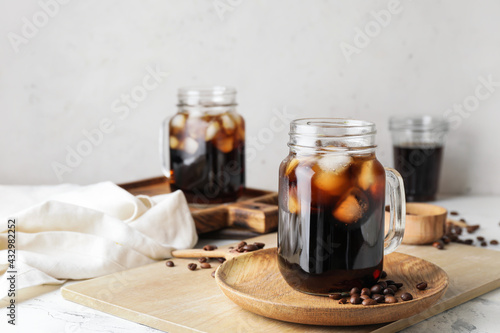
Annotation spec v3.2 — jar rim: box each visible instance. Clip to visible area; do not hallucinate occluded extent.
[178,86,237,107]
[389,116,449,132]
[291,118,377,136]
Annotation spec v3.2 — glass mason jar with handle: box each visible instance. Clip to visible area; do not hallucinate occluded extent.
[278,118,405,295]
[160,86,245,204]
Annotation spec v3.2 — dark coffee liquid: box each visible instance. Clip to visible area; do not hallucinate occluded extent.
[393,145,443,202]
[170,141,244,204]
[278,155,386,294]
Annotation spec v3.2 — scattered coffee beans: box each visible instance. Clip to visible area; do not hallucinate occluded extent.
[388,285,398,292]
[477,236,485,241]
[466,225,480,233]
[383,288,395,295]
[200,263,211,269]
[481,241,487,247]
[217,257,226,263]
[432,241,444,250]
[338,298,347,304]
[401,293,413,301]
[450,211,459,216]
[491,240,499,245]
[361,288,371,296]
[464,239,473,245]
[385,296,397,304]
[165,260,174,267]
[242,244,259,252]
[380,271,387,279]
[372,294,385,303]
[187,263,197,271]
[328,293,342,300]
[360,294,371,300]
[203,245,217,251]
[254,242,266,249]
[350,296,362,304]
[370,284,383,294]
[416,282,427,290]
[198,257,208,263]
[350,287,360,295]
[362,299,377,306]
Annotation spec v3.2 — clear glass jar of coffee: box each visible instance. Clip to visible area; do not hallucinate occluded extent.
[278,118,405,295]
[160,86,245,204]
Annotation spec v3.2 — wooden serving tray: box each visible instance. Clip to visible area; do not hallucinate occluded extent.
[61,233,500,333]
[119,177,278,234]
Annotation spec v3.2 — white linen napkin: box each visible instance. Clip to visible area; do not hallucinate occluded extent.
[0,181,198,299]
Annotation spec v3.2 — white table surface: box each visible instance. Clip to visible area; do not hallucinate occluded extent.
[2,195,500,333]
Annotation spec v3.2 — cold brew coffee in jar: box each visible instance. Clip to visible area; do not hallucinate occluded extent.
[160,86,245,204]
[278,119,406,295]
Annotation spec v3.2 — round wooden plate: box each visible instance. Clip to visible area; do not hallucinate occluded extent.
[216,248,448,326]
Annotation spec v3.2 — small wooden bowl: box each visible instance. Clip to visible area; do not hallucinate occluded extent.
[385,203,448,245]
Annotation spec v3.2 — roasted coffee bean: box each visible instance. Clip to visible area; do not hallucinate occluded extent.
[237,241,247,249]
[198,257,208,263]
[362,299,378,306]
[203,245,217,251]
[416,282,428,290]
[187,263,197,271]
[454,226,463,235]
[385,296,397,304]
[477,236,485,241]
[401,292,413,301]
[165,260,174,267]
[378,281,388,289]
[394,282,403,289]
[338,298,347,304]
[242,244,259,252]
[460,218,467,223]
[328,293,342,300]
[350,287,360,295]
[370,284,383,294]
[481,241,487,247]
[450,211,459,216]
[361,288,371,296]
[380,271,387,279]
[200,263,211,269]
[432,241,444,250]
[491,240,499,245]
[385,280,395,286]
[211,270,216,278]
[383,288,395,295]
[372,294,385,303]
[449,234,459,242]
[464,239,473,245]
[253,242,265,249]
[217,257,226,263]
[466,225,480,233]
[360,294,371,300]
[388,285,398,292]
[350,296,362,305]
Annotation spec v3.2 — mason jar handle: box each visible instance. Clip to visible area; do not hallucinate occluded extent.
[384,167,406,255]
[159,116,171,178]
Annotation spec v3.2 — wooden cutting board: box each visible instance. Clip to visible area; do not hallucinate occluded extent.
[62,233,500,333]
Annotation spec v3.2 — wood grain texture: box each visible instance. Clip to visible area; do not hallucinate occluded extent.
[62,233,500,333]
[216,249,448,326]
[386,203,447,245]
[119,176,278,234]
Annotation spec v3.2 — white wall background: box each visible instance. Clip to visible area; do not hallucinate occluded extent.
[1,0,499,195]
